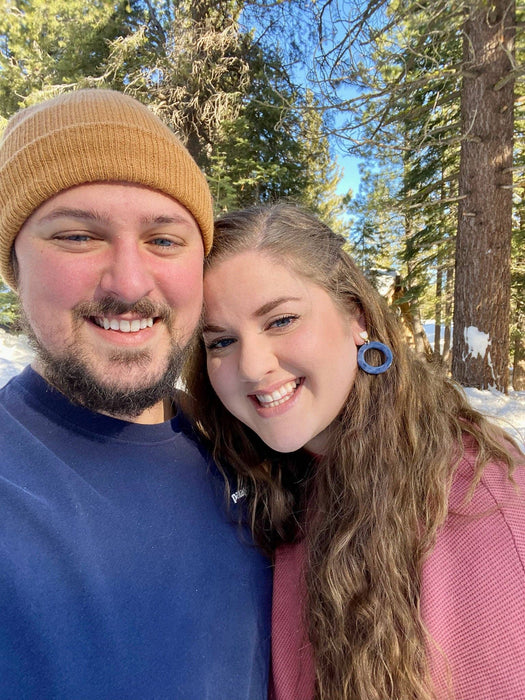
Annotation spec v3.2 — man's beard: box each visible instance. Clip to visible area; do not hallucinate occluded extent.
[21,298,191,419]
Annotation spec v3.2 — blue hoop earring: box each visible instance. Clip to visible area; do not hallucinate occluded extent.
[357,340,393,375]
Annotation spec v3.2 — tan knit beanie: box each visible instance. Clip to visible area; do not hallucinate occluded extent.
[0,89,213,289]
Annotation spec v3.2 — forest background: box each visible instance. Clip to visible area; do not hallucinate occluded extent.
[0,0,523,392]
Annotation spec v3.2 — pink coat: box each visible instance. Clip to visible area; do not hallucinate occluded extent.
[271,445,525,699]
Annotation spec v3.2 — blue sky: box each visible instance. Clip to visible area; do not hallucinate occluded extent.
[337,153,361,197]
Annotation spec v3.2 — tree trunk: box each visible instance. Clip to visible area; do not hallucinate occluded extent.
[391,276,433,359]
[443,263,453,368]
[411,309,433,359]
[434,262,443,361]
[513,313,525,390]
[452,0,515,391]
[512,205,525,389]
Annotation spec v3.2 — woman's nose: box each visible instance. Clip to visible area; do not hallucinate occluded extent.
[237,338,279,383]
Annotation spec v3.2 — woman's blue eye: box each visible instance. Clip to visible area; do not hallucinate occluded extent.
[207,337,235,350]
[270,315,297,329]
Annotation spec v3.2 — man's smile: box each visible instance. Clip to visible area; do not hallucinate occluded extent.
[92,316,155,333]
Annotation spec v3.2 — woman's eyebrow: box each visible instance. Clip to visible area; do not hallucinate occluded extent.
[202,322,226,334]
[202,297,302,335]
[253,297,301,317]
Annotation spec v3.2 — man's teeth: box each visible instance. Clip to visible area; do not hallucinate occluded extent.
[94,317,154,333]
[255,380,299,407]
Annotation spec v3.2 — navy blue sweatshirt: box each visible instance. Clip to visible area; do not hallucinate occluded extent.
[0,367,271,699]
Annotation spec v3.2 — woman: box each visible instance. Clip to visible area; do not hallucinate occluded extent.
[183,203,525,700]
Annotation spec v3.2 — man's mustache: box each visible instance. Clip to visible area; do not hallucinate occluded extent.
[73,297,173,324]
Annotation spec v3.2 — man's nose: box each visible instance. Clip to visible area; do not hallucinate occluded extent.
[99,240,155,303]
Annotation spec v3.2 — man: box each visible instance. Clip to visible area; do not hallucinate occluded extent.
[0,90,271,699]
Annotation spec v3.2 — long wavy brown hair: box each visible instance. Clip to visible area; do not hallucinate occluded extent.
[183,202,521,700]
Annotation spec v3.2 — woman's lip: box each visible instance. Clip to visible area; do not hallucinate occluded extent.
[249,377,302,399]
[249,379,304,415]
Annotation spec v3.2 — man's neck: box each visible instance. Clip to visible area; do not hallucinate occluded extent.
[111,398,174,425]
[31,361,174,425]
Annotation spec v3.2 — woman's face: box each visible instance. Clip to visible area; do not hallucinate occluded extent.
[203,250,365,454]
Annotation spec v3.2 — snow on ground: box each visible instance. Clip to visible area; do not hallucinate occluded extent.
[1,327,524,448]
[0,328,34,387]
[463,387,525,449]
[423,321,525,448]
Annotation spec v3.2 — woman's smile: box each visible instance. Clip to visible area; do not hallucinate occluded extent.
[251,378,302,408]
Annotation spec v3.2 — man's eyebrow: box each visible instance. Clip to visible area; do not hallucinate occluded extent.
[36,210,193,227]
[37,207,109,224]
[140,214,194,226]
[202,297,301,334]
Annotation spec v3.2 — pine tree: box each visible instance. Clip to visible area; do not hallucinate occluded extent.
[0,0,132,115]
[311,0,521,387]
[452,0,515,391]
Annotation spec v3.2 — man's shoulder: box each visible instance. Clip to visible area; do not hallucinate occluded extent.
[0,366,39,408]
[172,389,211,451]
[0,369,32,430]
[0,370,23,398]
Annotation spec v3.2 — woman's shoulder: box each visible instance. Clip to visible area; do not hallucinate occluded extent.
[434,434,525,591]
[449,434,525,514]
[423,437,525,699]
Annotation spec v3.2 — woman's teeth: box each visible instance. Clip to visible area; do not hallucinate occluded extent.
[255,380,299,407]
[93,317,154,333]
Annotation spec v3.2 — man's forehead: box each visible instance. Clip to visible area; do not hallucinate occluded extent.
[20,182,200,230]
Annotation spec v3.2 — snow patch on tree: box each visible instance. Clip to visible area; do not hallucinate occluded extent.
[463,326,490,359]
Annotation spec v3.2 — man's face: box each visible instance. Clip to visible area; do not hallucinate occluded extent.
[14,182,204,422]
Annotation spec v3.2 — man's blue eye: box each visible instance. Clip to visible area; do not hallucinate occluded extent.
[58,234,92,242]
[153,238,174,247]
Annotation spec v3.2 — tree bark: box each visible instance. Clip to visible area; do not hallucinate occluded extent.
[452,0,515,391]
[434,263,443,360]
[391,276,433,359]
[512,315,525,390]
[443,263,453,369]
